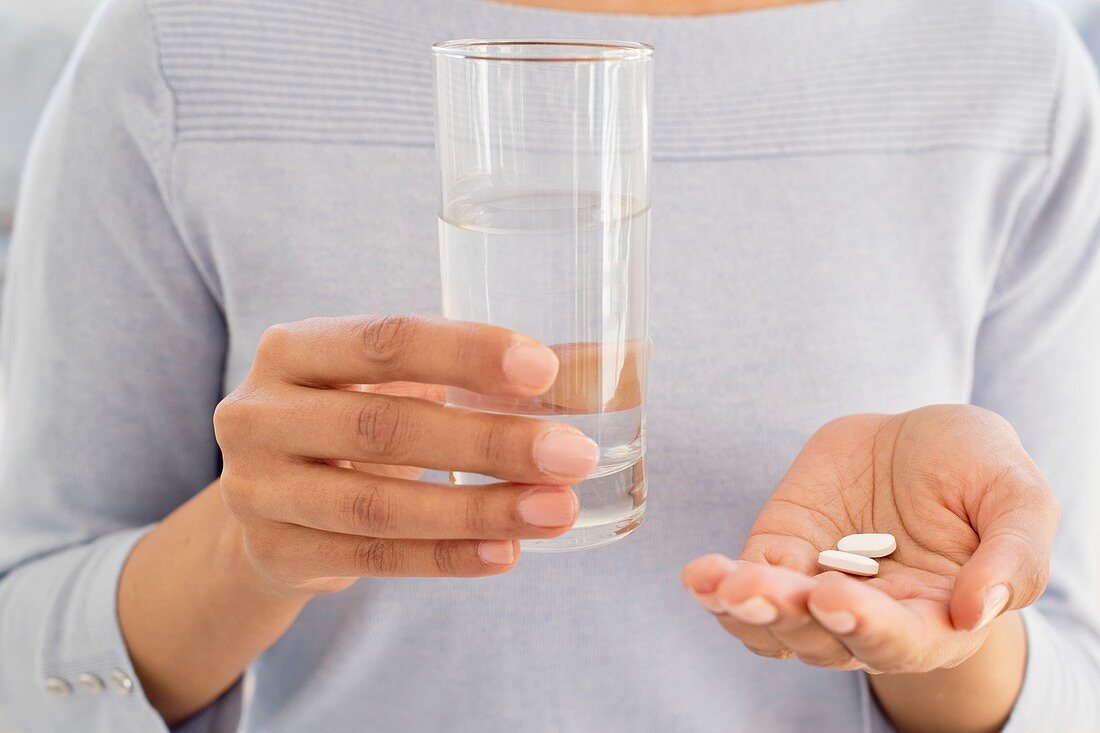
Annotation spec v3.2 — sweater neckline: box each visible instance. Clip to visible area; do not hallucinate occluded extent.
[441,0,849,23]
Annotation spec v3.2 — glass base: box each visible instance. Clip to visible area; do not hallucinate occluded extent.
[522,501,646,553]
[454,453,646,553]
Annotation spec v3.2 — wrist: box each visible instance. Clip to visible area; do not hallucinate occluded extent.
[868,611,1026,733]
[119,481,312,723]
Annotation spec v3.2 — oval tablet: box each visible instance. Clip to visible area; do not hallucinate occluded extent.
[837,533,896,558]
[818,550,879,577]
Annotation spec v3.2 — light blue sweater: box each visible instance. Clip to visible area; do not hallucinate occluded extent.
[2,1,1099,731]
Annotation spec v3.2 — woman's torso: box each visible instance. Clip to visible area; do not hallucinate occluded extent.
[154,0,1060,729]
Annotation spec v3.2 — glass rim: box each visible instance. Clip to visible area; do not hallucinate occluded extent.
[432,39,654,63]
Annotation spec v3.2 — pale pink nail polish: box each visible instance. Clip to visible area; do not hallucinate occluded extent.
[536,430,599,478]
[502,343,558,390]
[517,488,578,528]
[478,540,515,566]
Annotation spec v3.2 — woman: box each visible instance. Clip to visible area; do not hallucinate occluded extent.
[1,0,1097,731]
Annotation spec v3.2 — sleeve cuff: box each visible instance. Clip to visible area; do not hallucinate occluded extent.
[0,525,240,733]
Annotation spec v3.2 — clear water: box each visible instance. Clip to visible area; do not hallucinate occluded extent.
[439,188,649,551]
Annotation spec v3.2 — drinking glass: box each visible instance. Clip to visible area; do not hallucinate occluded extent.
[433,39,652,552]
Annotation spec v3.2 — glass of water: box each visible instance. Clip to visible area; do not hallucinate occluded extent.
[433,39,653,552]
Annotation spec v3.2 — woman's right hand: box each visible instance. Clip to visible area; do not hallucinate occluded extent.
[213,315,599,595]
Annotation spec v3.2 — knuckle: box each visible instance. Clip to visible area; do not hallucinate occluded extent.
[360,315,418,368]
[463,491,491,536]
[212,388,257,445]
[256,322,297,362]
[241,530,310,589]
[453,324,488,370]
[432,540,465,576]
[478,416,517,468]
[346,481,393,535]
[354,398,408,456]
[217,471,252,515]
[355,538,401,576]
[241,529,280,572]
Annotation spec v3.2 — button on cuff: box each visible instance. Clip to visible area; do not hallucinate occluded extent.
[78,672,105,692]
[109,668,134,695]
[44,677,72,697]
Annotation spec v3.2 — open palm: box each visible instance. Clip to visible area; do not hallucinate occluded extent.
[683,405,1058,674]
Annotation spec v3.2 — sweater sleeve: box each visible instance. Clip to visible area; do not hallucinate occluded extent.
[969,21,1100,733]
[0,0,231,731]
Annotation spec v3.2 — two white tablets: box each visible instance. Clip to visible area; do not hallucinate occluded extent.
[817,533,896,577]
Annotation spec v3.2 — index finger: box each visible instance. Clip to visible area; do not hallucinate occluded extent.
[255,315,559,396]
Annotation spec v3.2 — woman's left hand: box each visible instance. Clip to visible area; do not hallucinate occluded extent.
[682,405,1058,675]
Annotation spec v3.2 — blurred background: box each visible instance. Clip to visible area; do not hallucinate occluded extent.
[1,0,99,287]
[2,0,100,289]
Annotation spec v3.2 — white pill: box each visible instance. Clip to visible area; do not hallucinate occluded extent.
[836,533,897,558]
[818,550,879,577]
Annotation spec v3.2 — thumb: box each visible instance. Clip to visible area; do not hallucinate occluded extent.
[950,464,1059,632]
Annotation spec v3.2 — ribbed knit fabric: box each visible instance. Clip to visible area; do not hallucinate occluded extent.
[148,0,1062,157]
[2,1,1100,732]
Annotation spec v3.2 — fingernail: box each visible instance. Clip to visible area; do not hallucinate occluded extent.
[503,343,558,390]
[694,593,726,614]
[722,596,778,625]
[975,584,1011,630]
[477,540,515,566]
[536,430,599,478]
[517,488,578,528]
[809,603,858,634]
